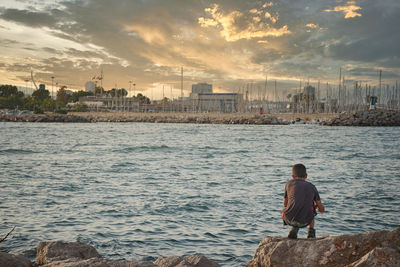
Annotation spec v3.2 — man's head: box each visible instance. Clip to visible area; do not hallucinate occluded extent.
[292,164,307,179]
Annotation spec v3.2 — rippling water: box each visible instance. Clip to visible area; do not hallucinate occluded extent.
[1,122,399,266]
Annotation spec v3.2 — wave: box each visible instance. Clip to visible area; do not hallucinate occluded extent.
[115,145,173,153]
[0,148,38,155]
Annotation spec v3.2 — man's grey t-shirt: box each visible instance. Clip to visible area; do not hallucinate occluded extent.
[283,179,320,225]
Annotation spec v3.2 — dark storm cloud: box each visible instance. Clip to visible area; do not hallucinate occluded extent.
[346,67,400,80]
[322,2,400,63]
[0,8,57,27]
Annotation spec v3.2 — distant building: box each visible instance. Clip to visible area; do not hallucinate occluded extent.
[85,81,96,92]
[189,83,243,113]
[191,93,243,113]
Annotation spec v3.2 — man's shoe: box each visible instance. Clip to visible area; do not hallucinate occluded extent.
[288,226,299,239]
[307,228,316,238]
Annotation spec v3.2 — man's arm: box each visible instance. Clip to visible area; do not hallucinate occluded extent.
[315,200,325,213]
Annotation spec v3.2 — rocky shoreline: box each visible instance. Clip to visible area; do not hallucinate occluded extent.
[247,227,400,267]
[0,112,290,124]
[1,241,220,267]
[320,109,400,126]
[1,228,399,267]
[1,110,399,126]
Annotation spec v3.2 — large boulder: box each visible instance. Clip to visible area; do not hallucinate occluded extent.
[34,241,219,267]
[0,251,32,267]
[246,228,400,267]
[39,258,158,267]
[155,254,220,267]
[36,241,101,265]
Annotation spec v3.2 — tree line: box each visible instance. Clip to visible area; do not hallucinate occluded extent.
[0,84,151,114]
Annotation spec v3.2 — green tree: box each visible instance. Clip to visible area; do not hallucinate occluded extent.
[22,97,37,111]
[56,86,69,106]
[32,88,50,101]
[70,90,94,102]
[120,88,128,97]
[135,93,151,104]
[74,103,88,112]
[161,97,171,104]
[0,84,20,97]
[41,98,56,112]
[94,86,104,95]
[33,105,44,114]
[6,95,24,109]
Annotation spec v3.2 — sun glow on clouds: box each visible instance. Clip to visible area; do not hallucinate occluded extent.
[324,0,362,19]
[125,24,167,44]
[198,4,291,42]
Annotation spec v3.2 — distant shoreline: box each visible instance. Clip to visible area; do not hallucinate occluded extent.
[1,110,399,126]
[72,112,338,121]
[0,111,336,124]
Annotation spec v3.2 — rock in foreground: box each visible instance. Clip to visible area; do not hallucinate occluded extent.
[246,228,400,267]
[0,252,32,267]
[33,241,220,267]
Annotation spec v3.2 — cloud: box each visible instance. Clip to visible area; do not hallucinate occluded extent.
[306,23,319,29]
[0,8,57,27]
[198,4,291,42]
[324,1,362,19]
[0,0,399,91]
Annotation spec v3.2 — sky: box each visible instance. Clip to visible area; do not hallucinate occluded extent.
[0,0,399,99]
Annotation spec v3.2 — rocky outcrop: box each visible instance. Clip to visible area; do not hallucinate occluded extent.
[155,255,221,267]
[320,109,400,126]
[32,241,220,267]
[246,228,400,267]
[0,251,33,267]
[35,241,102,265]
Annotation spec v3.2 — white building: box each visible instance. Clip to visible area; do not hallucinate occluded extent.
[190,83,243,113]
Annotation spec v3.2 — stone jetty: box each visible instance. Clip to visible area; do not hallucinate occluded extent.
[320,109,400,126]
[0,112,290,125]
[0,113,90,123]
[246,228,400,267]
[1,110,399,126]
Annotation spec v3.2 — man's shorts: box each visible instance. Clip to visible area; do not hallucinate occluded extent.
[281,204,317,228]
[281,211,311,228]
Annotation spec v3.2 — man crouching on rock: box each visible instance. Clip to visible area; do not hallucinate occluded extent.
[281,163,325,239]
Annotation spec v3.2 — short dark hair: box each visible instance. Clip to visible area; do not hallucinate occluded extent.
[292,164,307,178]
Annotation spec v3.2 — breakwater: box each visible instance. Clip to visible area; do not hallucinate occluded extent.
[0,112,290,124]
[320,109,400,126]
[0,113,90,123]
[1,110,399,125]
[0,112,335,124]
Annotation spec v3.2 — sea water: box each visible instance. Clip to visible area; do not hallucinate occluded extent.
[0,122,399,266]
